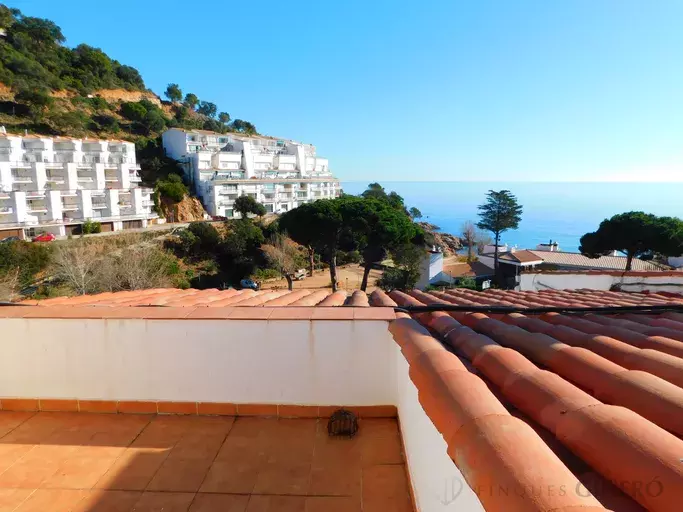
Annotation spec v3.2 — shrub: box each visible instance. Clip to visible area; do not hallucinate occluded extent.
[156,173,187,203]
[81,219,101,234]
[187,222,220,253]
[0,240,52,287]
[120,101,147,122]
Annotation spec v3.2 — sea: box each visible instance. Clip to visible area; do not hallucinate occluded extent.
[341,182,683,253]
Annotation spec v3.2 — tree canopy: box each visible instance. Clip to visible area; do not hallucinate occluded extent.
[164,83,182,102]
[477,190,523,283]
[234,195,267,219]
[579,212,683,270]
[0,7,145,94]
[0,5,259,145]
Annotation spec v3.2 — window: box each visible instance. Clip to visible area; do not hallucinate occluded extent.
[225,209,234,218]
[218,137,228,143]
[265,204,274,213]
[187,135,197,142]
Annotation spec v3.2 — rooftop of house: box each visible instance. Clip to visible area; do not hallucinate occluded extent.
[491,248,669,271]
[442,261,494,278]
[387,287,683,511]
[2,287,683,511]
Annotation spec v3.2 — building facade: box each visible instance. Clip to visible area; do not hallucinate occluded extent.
[162,128,341,218]
[0,133,157,239]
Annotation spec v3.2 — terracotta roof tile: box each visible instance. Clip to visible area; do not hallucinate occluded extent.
[387,289,683,510]
[14,288,393,318]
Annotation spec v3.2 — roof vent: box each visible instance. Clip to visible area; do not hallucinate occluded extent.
[327,409,359,438]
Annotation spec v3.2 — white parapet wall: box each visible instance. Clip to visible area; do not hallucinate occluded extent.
[519,271,683,294]
[0,314,486,512]
[395,350,485,512]
[0,318,396,405]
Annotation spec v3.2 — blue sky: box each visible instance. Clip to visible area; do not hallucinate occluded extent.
[8,0,683,182]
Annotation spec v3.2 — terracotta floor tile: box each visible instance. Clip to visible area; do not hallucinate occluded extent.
[312,432,362,467]
[42,456,119,489]
[0,443,34,473]
[35,441,83,458]
[214,436,268,463]
[74,490,142,512]
[304,496,361,512]
[0,412,35,438]
[169,432,227,460]
[146,457,213,492]
[227,417,279,439]
[245,495,306,512]
[0,452,62,488]
[14,489,88,512]
[129,491,195,512]
[252,461,311,495]
[95,449,169,491]
[358,418,401,437]
[308,462,361,497]
[362,465,412,512]
[189,493,250,512]
[199,460,261,494]
[360,431,404,466]
[0,488,34,512]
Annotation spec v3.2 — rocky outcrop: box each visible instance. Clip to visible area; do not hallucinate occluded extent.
[418,222,462,256]
[93,89,162,105]
[160,195,207,223]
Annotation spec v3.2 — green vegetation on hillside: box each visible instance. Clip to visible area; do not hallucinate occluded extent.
[0,3,258,203]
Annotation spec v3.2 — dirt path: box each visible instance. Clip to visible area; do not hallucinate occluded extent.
[260,264,383,292]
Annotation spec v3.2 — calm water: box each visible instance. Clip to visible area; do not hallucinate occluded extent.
[342,182,683,252]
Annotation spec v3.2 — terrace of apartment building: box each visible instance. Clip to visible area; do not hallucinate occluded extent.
[0,293,418,512]
[2,286,682,512]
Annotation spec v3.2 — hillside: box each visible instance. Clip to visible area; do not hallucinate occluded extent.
[0,3,256,215]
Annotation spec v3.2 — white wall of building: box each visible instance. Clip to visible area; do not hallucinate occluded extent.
[162,128,340,217]
[0,318,397,405]
[395,352,485,512]
[0,134,155,236]
[519,272,683,293]
[0,314,486,512]
[417,250,445,289]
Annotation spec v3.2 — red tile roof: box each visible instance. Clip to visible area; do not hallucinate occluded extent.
[388,288,683,511]
[498,249,545,264]
[9,288,397,321]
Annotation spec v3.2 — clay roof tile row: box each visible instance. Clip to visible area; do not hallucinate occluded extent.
[387,288,683,511]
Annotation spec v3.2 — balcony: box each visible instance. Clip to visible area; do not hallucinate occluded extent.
[11,174,32,184]
[91,203,108,210]
[26,205,48,214]
[46,174,65,184]
[0,206,12,215]
[25,191,45,199]
[61,203,80,212]
[77,176,94,183]
[129,173,142,182]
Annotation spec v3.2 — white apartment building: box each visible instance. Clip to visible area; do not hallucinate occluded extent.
[0,133,157,239]
[162,128,340,218]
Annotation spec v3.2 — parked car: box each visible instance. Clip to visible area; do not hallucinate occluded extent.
[0,236,20,243]
[32,233,56,243]
[294,269,307,281]
[240,278,259,291]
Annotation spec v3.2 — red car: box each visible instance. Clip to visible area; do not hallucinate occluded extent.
[32,233,56,242]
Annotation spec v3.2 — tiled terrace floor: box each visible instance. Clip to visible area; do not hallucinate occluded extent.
[0,412,413,512]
